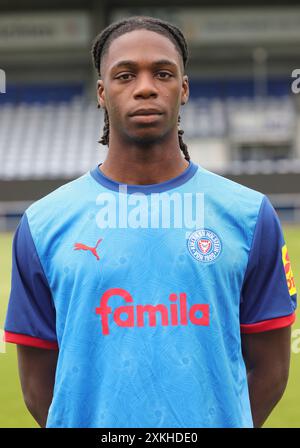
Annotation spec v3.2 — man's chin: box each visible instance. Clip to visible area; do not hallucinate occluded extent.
[125,130,169,146]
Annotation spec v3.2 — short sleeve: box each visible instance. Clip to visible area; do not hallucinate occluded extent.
[240,195,297,333]
[4,213,58,349]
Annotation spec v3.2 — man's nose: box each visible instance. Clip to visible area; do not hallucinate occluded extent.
[133,73,158,99]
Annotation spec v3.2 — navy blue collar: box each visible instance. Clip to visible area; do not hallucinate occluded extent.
[90,161,198,194]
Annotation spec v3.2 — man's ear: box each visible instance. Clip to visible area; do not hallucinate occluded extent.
[97,80,106,109]
[181,75,189,106]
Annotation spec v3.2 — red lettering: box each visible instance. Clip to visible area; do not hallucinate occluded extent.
[136,304,168,327]
[96,288,133,335]
[180,293,188,325]
[95,288,209,335]
[189,304,210,326]
[169,293,179,325]
[114,306,134,327]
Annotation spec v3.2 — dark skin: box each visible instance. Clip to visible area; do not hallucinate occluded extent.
[96,29,190,184]
[241,326,291,428]
[17,345,58,428]
[17,29,292,428]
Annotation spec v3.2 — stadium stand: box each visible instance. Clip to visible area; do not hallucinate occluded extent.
[0,96,104,179]
[1,88,299,228]
[0,87,297,179]
[0,1,300,226]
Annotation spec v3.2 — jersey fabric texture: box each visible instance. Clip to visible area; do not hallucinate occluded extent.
[4,161,297,428]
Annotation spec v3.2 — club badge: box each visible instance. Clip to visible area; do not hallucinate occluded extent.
[187,229,222,263]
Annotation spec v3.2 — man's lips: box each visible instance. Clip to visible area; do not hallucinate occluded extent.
[129,108,163,117]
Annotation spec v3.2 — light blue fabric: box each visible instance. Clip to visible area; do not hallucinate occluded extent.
[23,162,268,428]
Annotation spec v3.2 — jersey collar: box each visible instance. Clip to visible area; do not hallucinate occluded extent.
[90,161,198,194]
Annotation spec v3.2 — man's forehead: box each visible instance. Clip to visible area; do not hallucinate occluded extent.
[101,29,183,74]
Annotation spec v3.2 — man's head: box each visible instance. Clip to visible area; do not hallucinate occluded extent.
[91,16,190,160]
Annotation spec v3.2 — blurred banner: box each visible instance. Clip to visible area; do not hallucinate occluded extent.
[112,8,300,44]
[0,12,91,50]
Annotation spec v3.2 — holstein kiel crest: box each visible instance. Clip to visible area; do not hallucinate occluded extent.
[188,229,222,263]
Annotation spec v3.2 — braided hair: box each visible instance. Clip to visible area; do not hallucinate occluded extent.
[91,16,190,161]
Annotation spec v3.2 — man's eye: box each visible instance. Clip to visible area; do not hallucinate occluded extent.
[157,72,172,79]
[116,73,134,81]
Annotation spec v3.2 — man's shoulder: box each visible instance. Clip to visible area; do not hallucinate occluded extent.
[192,164,266,234]
[26,173,91,214]
[194,164,265,207]
[25,171,94,222]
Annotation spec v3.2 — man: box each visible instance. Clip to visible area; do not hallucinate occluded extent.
[4,16,297,428]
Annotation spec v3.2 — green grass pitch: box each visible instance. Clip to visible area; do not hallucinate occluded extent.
[0,228,299,428]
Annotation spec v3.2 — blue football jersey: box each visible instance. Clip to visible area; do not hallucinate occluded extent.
[4,161,297,428]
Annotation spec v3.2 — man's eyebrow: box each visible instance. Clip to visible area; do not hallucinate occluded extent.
[111,60,136,70]
[152,59,178,68]
[110,59,178,70]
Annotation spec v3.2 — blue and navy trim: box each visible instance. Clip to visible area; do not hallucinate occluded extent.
[90,161,198,194]
[4,214,58,349]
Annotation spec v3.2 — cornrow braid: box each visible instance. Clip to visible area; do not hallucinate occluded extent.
[98,108,109,146]
[92,16,190,161]
[178,115,190,162]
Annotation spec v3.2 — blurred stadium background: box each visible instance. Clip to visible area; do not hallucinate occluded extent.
[0,0,299,428]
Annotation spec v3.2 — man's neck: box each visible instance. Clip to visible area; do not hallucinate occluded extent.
[99,139,189,185]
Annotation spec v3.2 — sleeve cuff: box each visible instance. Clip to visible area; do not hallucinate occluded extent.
[240,312,296,334]
[4,331,59,350]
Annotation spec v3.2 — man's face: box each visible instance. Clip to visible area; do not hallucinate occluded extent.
[97,29,189,145]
